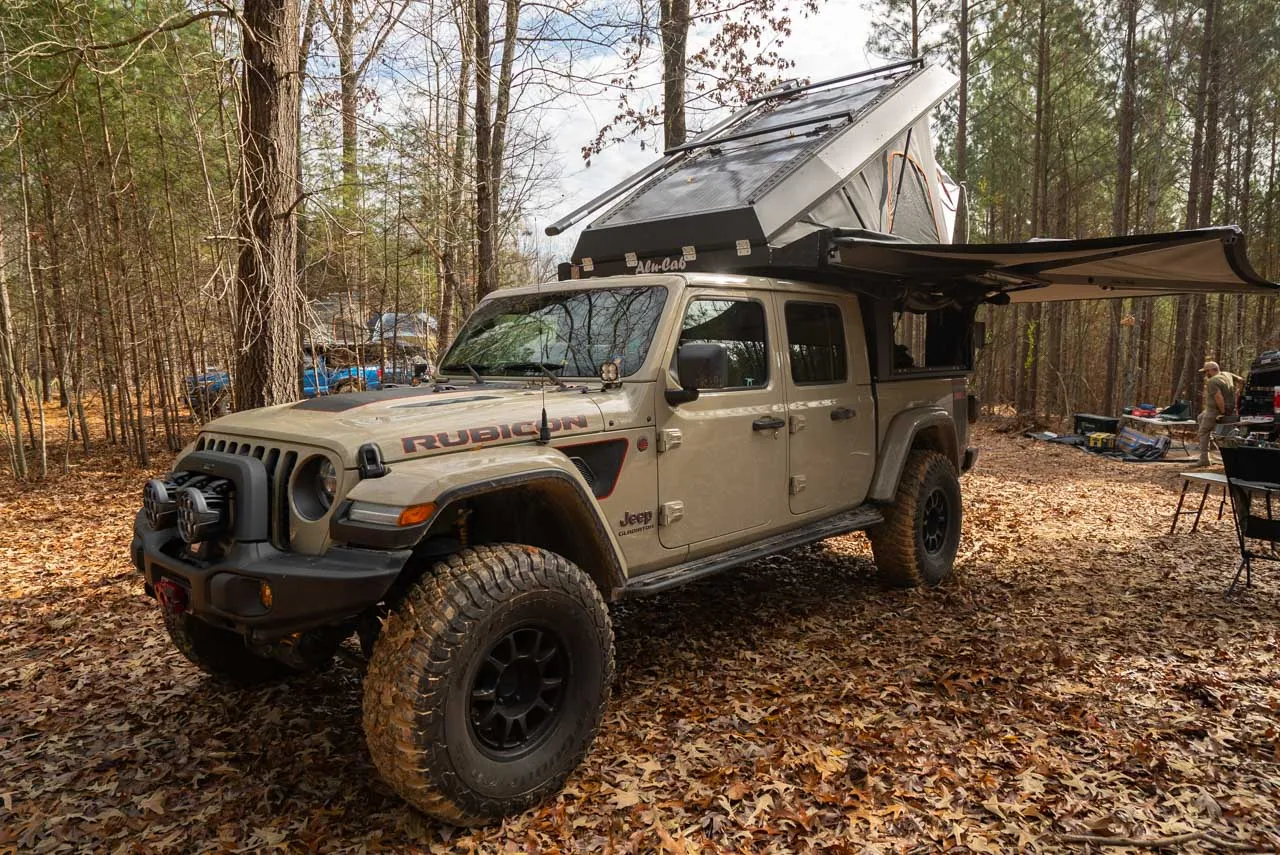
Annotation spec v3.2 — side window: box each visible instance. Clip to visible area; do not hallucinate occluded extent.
[785,302,848,384]
[679,298,769,388]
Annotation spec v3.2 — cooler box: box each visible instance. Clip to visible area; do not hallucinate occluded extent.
[1074,413,1120,435]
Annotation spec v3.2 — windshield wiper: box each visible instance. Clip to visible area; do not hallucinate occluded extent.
[496,361,568,389]
[440,362,485,384]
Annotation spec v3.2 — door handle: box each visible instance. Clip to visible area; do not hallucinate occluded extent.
[752,416,786,431]
[830,406,856,421]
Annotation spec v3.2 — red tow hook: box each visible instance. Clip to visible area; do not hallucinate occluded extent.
[154,578,189,615]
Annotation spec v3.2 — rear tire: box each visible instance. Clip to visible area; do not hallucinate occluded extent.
[362,544,614,826]
[163,612,296,686]
[868,450,962,587]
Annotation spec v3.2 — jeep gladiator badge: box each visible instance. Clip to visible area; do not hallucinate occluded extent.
[616,509,655,535]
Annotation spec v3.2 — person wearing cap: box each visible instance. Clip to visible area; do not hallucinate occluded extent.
[1195,361,1236,466]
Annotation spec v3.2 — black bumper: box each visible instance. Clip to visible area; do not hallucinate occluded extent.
[132,510,410,641]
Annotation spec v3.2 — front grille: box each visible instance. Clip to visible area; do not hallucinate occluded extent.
[194,434,303,549]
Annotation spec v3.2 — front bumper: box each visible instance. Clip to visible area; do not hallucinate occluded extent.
[131,510,410,641]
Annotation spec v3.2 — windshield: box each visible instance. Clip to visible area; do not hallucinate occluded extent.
[441,286,669,378]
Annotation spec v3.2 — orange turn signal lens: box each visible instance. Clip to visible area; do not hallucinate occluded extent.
[259,581,273,609]
[397,502,435,527]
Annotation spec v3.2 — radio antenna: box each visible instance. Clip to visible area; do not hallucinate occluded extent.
[536,276,551,445]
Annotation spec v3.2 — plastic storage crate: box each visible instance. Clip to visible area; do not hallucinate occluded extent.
[1074,413,1120,435]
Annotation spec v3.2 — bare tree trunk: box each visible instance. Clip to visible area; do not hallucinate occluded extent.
[17,129,48,476]
[660,0,691,149]
[474,0,496,300]
[1173,0,1217,406]
[1106,0,1138,416]
[0,207,28,479]
[953,0,968,238]
[488,0,522,269]
[234,0,303,410]
[296,0,320,288]
[438,0,473,350]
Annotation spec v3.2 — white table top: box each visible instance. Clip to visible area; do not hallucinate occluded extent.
[1122,414,1197,428]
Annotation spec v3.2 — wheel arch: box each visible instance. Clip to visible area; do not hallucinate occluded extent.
[342,448,628,601]
[423,471,628,600]
[868,406,959,502]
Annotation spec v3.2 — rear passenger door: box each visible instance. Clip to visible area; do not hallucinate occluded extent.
[778,296,876,515]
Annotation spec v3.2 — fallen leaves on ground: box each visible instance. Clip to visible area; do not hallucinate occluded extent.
[2,425,1278,852]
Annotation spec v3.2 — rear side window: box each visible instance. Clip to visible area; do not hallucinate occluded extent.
[679,298,769,388]
[785,302,847,384]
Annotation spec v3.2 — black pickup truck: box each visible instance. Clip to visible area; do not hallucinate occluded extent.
[1238,350,1280,435]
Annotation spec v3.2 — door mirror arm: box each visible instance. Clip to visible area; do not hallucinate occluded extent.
[665,387,700,406]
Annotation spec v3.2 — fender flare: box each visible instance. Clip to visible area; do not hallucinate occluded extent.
[338,446,628,597]
[868,406,959,502]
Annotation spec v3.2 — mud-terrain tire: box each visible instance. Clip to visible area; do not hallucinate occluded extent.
[868,450,962,588]
[163,612,296,685]
[363,544,614,826]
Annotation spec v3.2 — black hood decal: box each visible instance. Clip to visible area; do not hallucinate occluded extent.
[292,384,481,412]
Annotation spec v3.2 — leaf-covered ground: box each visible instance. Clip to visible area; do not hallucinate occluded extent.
[3,425,1279,853]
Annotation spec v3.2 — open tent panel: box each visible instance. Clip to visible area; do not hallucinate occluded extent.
[563,60,959,271]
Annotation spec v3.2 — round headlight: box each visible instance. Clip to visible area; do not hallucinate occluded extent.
[317,459,338,509]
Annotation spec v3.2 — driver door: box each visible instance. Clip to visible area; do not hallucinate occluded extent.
[656,293,789,551]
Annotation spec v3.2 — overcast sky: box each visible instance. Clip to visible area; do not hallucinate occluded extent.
[528,5,882,258]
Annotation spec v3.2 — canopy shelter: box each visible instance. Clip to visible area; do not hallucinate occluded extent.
[828,227,1277,305]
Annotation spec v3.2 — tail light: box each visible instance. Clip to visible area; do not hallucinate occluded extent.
[1272,386,1279,414]
[377,367,383,380]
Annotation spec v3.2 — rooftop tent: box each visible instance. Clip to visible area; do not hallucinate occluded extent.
[551,59,960,276]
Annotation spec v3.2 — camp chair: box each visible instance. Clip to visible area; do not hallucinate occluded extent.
[1220,444,1280,594]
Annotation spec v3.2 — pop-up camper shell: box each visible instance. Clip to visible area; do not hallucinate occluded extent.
[548,58,1276,306]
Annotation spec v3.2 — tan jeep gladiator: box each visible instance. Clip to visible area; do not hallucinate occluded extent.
[131,59,1276,826]
[131,271,979,824]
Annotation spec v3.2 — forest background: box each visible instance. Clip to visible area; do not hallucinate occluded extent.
[0,0,1278,479]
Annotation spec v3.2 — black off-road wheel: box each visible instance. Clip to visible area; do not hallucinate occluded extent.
[868,449,963,588]
[362,544,614,826]
[163,612,297,686]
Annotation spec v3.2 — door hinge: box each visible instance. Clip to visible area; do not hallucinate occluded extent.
[789,414,807,434]
[789,475,807,495]
[657,428,682,452]
[658,501,684,526]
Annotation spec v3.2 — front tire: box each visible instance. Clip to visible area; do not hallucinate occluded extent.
[362,544,614,826]
[868,449,963,587]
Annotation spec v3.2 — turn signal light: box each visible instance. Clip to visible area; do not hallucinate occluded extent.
[259,581,273,609]
[397,502,435,527]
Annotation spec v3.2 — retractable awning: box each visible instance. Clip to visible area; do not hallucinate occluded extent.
[830,227,1277,302]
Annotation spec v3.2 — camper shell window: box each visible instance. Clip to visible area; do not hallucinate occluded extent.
[861,297,976,380]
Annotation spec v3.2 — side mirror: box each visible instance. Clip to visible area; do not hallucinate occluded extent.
[666,343,729,406]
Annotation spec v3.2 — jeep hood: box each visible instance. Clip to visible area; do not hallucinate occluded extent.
[201,384,607,467]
